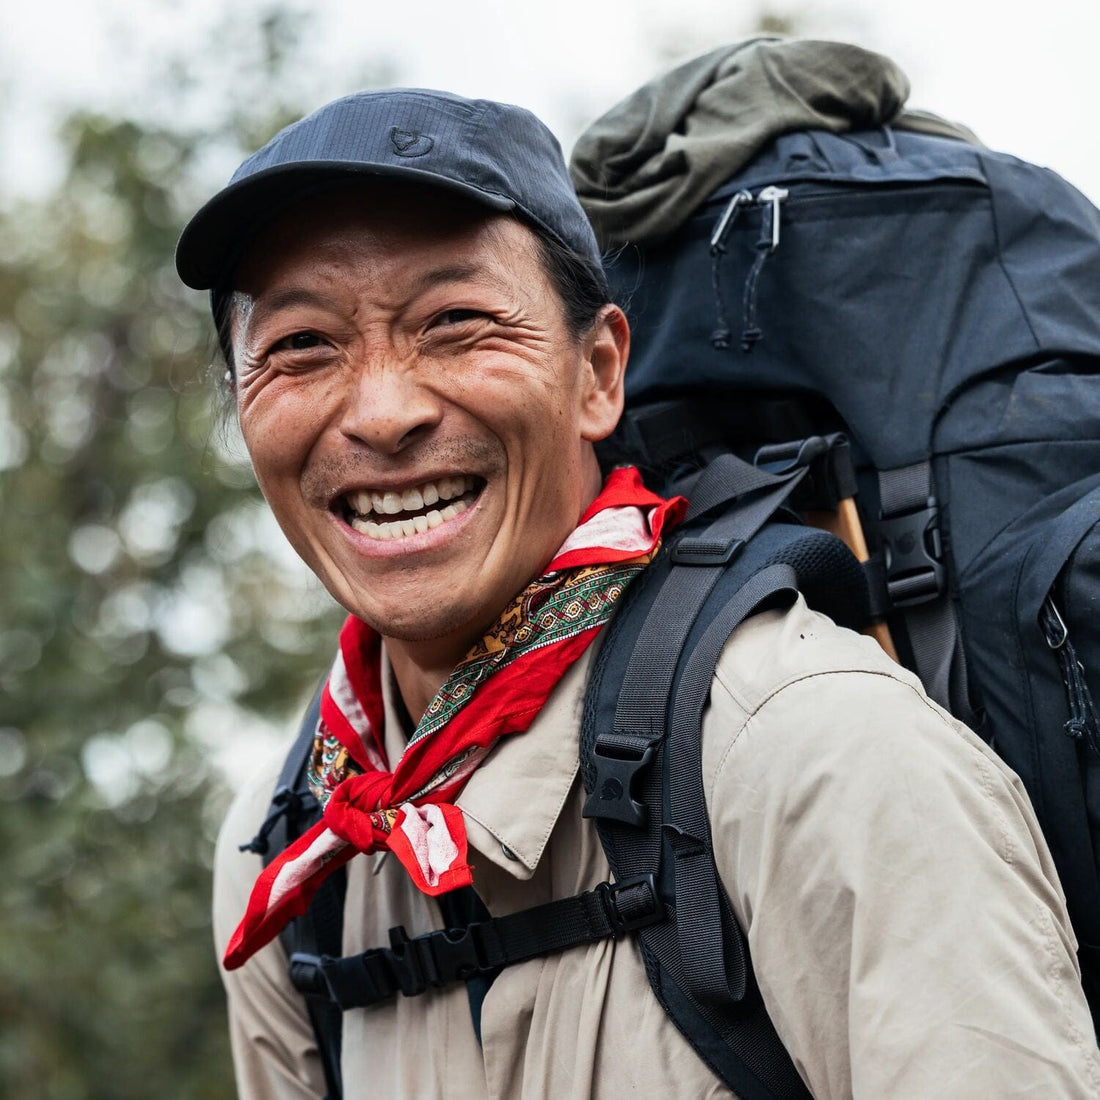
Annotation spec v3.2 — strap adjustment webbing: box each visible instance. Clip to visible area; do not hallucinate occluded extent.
[289,875,663,1011]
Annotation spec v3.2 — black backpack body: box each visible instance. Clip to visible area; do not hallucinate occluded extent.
[602,126,1100,1011]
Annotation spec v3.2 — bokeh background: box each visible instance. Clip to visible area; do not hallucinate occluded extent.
[3,2,1098,1096]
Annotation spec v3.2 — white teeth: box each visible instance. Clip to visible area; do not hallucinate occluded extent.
[353,497,471,541]
[346,474,479,531]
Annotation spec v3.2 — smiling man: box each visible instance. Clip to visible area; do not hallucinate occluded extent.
[177,89,1100,1099]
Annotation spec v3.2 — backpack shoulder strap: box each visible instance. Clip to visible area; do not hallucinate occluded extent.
[581,457,870,1098]
[247,682,346,1100]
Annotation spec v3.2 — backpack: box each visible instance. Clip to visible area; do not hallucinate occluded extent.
[593,123,1100,1024]
[243,447,875,1099]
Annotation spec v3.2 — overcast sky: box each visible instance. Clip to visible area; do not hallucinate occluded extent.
[3,0,1100,203]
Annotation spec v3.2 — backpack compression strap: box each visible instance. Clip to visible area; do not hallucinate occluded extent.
[877,463,972,722]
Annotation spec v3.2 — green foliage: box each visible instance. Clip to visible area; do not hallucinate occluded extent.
[0,13,366,1096]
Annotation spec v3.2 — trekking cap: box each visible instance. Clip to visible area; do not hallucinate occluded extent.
[175,88,602,290]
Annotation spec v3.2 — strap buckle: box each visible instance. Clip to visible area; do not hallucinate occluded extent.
[390,920,502,994]
[288,952,332,999]
[583,734,659,826]
[877,498,945,608]
[596,873,664,935]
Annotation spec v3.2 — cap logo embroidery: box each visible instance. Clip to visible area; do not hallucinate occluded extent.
[389,127,434,158]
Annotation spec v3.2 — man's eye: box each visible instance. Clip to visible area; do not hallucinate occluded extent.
[433,309,485,327]
[273,331,324,351]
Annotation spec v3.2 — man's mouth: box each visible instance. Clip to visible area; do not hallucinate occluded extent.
[339,475,485,541]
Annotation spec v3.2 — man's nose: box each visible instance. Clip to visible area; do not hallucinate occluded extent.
[337,361,444,454]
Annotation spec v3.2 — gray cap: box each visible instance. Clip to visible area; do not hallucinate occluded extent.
[175,88,602,290]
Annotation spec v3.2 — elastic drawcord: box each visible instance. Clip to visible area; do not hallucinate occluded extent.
[709,190,752,350]
[1042,598,1100,755]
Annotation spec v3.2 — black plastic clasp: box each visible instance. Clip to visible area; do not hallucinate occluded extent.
[597,873,664,935]
[288,952,331,998]
[387,925,434,996]
[878,498,946,608]
[583,735,659,826]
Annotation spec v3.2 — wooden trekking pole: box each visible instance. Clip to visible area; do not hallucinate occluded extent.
[806,499,900,663]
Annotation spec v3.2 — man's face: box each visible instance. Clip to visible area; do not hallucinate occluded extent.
[229,186,625,660]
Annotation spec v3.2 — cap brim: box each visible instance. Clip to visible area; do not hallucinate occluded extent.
[175,161,517,290]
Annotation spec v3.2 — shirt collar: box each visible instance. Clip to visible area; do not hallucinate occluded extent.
[379,643,592,881]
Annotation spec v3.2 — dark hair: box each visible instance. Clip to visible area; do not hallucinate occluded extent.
[532,230,612,341]
[212,287,235,377]
[211,220,611,381]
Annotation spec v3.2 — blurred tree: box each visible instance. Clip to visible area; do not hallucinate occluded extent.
[0,7,393,1097]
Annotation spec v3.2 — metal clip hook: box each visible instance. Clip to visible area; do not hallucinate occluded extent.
[710,190,753,253]
[1041,596,1069,650]
[756,185,789,251]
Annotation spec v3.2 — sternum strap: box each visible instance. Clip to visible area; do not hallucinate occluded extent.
[289,875,663,1011]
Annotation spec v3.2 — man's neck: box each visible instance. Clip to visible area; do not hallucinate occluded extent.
[384,634,470,726]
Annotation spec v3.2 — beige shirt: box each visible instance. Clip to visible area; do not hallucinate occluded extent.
[213,596,1100,1098]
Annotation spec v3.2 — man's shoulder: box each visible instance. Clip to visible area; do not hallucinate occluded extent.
[698,592,1007,800]
[712,592,925,719]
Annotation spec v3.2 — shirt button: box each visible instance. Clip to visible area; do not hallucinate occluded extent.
[501,843,519,861]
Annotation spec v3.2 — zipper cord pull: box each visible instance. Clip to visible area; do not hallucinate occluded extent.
[709,190,752,350]
[1041,596,1100,754]
[740,187,788,354]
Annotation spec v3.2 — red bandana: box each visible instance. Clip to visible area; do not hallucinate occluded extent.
[224,467,685,970]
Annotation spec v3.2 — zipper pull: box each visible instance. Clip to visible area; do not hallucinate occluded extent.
[1040,595,1068,650]
[738,186,790,353]
[710,190,753,255]
[709,189,753,349]
[756,185,789,251]
[1042,595,1100,754]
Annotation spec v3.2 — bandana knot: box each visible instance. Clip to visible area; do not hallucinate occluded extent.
[322,773,396,850]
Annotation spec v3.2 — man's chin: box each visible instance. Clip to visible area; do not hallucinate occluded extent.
[345,600,486,651]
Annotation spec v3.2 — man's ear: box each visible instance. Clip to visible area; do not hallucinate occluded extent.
[579,304,629,443]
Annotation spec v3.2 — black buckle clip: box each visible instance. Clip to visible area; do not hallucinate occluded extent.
[670,536,745,567]
[597,873,664,936]
[583,735,658,826]
[386,925,435,996]
[388,919,501,997]
[878,498,945,608]
[288,952,331,999]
